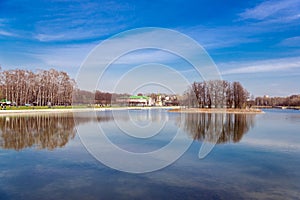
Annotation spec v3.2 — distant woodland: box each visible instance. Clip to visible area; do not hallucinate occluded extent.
[254,95,300,107]
[73,90,129,105]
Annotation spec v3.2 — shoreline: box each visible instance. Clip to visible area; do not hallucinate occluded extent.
[168,108,264,114]
[0,106,181,116]
[0,106,266,116]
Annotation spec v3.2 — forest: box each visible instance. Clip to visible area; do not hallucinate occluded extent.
[0,69,75,106]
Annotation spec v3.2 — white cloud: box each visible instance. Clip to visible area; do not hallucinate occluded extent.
[0,18,18,37]
[35,33,66,42]
[178,2,299,51]
[33,25,124,42]
[221,57,300,75]
[0,30,15,37]
[239,0,300,22]
[32,1,134,42]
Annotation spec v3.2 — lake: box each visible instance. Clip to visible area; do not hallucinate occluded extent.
[0,109,299,200]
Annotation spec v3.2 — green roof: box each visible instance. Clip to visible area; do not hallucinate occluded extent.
[129,95,149,100]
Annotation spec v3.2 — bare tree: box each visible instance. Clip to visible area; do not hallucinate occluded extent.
[0,68,75,106]
[185,80,249,109]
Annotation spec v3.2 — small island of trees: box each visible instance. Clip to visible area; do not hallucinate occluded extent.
[183,80,249,109]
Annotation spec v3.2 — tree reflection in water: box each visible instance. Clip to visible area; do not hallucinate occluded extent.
[181,113,256,144]
[0,111,256,151]
[0,113,113,151]
[0,114,76,150]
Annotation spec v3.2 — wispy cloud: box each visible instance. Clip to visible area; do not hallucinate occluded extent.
[239,0,300,22]
[0,1,134,42]
[0,18,17,37]
[279,36,300,47]
[30,44,95,69]
[0,30,15,37]
[221,57,300,75]
[181,25,260,49]
[34,33,66,42]
[178,1,300,52]
[114,50,178,65]
[33,24,129,42]
[31,1,134,42]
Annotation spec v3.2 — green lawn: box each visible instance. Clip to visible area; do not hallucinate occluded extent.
[2,105,89,110]
[1,105,120,110]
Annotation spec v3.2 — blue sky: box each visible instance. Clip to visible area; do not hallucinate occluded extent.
[0,0,300,96]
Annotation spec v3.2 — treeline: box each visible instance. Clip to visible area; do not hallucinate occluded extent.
[0,69,75,106]
[183,80,249,108]
[255,94,300,107]
[73,89,129,105]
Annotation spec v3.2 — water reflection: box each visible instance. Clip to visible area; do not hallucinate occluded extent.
[0,111,163,151]
[0,113,113,151]
[109,109,170,122]
[0,114,77,150]
[0,111,257,151]
[181,113,255,144]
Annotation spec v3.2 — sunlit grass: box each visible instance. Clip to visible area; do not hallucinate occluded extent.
[2,105,87,110]
[1,105,123,110]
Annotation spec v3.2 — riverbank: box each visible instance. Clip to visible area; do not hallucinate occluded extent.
[0,106,181,116]
[252,105,300,110]
[168,108,263,114]
[0,106,264,116]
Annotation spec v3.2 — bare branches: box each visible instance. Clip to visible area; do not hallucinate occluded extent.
[184,80,249,109]
[0,68,75,106]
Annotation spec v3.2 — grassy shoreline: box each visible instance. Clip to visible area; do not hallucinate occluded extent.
[0,106,181,116]
[0,106,268,116]
[1,105,88,110]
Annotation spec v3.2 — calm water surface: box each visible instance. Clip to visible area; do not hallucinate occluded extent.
[0,109,299,200]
